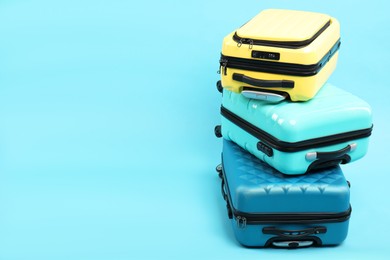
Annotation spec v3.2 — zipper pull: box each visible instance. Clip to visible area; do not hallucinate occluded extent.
[218,58,228,75]
[249,39,253,49]
[236,216,247,229]
[237,38,243,48]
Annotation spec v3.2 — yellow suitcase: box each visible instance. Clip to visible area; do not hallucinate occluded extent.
[218,9,340,102]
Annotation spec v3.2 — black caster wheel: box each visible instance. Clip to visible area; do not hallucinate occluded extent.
[216,80,223,93]
[214,125,222,138]
[216,164,222,178]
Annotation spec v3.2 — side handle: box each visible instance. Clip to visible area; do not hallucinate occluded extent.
[306,143,357,162]
[263,226,327,238]
[232,73,294,88]
[219,169,233,219]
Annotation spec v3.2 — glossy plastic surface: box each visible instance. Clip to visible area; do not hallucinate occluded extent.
[236,9,331,43]
[222,83,372,142]
[223,139,350,213]
[222,139,350,247]
[222,16,340,64]
[220,9,340,101]
[221,83,372,174]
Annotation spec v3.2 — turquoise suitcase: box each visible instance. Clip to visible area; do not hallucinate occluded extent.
[217,139,351,248]
[216,83,373,175]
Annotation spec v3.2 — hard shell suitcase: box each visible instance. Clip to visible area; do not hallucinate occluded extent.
[219,9,340,102]
[217,83,373,175]
[217,139,351,248]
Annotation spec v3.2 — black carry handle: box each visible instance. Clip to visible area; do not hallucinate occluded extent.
[220,174,233,219]
[232,73,294,88]
[263,226,327,238]
[306,143,357,161]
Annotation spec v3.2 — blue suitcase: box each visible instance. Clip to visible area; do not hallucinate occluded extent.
[216,83,373,175]
[217,139,351,248]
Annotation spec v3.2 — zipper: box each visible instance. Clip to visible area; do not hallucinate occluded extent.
[233,207,352,229]
[233,20,331,49]
[236,216,247,228]
[221,106,373,152]
[219,39,341,77]
[220,54,319,76]
[220,38,340,77]
[218,58,228,75]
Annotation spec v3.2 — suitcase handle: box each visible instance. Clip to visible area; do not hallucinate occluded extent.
[263,226,327,238]
[219,169,233,219]
[232,73,294,88]
[306,143,357,161]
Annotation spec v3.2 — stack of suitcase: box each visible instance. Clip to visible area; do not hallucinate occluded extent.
[214,9,373,248]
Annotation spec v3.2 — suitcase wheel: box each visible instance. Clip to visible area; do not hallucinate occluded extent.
[215,164,223,178]
[214,125,222,138]
[216,80,223,93]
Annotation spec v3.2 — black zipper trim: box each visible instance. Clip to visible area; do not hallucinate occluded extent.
[233,20,331,49]
[221,160,352,225]
[221,106,373,152]
[220,39,341,77]
[233,207,352,224]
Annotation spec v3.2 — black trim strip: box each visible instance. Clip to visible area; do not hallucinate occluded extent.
[233,20,331,49]
[262,226,327,237]
[220,39,340,77]
[233,207,352,224]
[221,106,373,152]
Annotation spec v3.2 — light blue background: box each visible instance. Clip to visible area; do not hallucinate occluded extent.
[0,0,389,259]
